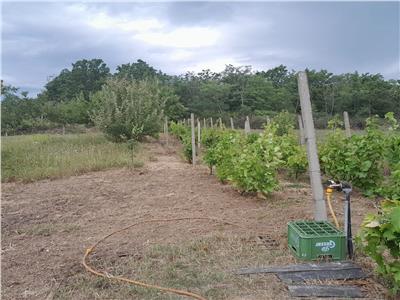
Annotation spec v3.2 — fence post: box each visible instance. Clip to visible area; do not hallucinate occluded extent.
[191,113,196,165]
[244,116,251,134]
[203,118,206,128]
[230,117,234,129]
[298,114,305,145]
[298,71,327,221]
[343,111,351,138]
[219,117,223,129]
[165,116,169,146]
[210,117,214,128]
[197,119,201,152]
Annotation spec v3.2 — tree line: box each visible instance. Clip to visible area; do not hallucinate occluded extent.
[1,58,399,135]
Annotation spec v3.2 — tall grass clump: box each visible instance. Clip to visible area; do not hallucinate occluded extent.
[2,132,143,182]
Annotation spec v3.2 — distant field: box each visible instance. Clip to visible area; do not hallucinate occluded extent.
[1,133,144,182]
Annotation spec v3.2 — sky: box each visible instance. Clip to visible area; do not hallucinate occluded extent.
[2,1,399,96]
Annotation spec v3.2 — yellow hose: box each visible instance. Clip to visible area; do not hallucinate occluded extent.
[82,217,241,300]
[326,188,340,228]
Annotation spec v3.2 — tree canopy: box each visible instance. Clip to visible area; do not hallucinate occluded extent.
[2,59,399,135]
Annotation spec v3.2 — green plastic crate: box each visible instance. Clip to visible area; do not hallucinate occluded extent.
[288,220,346,261]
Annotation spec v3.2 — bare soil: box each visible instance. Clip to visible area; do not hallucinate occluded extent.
[1,138,388,299]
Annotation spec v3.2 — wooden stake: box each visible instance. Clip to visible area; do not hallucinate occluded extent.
[230,117,234,129]
[203,118,206,128]
[343,111,351,138]
[191,113,196,165]
[298,114,305,145]
[298,71,327,221]
[210,117,213,128]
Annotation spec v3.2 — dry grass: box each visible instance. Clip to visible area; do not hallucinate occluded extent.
[55,233,291,300]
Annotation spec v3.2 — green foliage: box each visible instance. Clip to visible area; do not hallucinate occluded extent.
[169,122,193,162]
[170,122,188,139]
[380,115,400,199]
[45,58,110,102]
[229,131,282,195]
[200,127,284,195]
[319,122,385,192]
[264,121,308,178]
[115,59,160,81]
[49,93,90,125]
[4,59,400,134]
[327,115,344,130]
[358,200,400,295]
[212,132,243,182]
[270,111,295,136]
[380,164,400,201]
[201,128,224,171]
[90,79,170,142]
[287,148,308,179]
[385,112,399,131]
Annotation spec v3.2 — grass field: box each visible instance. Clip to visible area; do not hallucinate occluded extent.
[1,133,144,182]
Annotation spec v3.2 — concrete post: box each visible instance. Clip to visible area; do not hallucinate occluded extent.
[197,119,201,152]
[191,113,196,165]
[343,111,351,138]
[165,116,169,146]
[298,114,305,145]
[298,71,327,221]
[244,116,251,134]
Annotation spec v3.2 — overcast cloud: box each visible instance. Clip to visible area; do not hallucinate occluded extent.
[2,1,399,96]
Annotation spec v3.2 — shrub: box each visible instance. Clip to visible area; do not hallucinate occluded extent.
[170,121,194,162]
[230,130,282,195]
[213,132,242,181]
[201,128,224,173]
[170,122,189,140]
[358,200,400,295]
[90,79,170,142]
[319,121,385,192]
[271,110,295,136]
[265,122,308,178]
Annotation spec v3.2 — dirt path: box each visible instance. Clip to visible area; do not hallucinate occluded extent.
[1,139,386,299]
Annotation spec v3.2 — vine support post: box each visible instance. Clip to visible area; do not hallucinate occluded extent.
[191,113,196,165]
[343,111,351,138]
[164,116,169,146]
[244,116,251,135]
[197,119,201,153]
[298,71,327,221]
[230,117,234,129]
[298,114,305,145]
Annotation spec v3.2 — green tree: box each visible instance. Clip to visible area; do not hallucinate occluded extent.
[90,79,172,142]
[44,58,110,102]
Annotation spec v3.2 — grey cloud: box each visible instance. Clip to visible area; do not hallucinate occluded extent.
[165,2,234,26]
[2,2,399,96]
